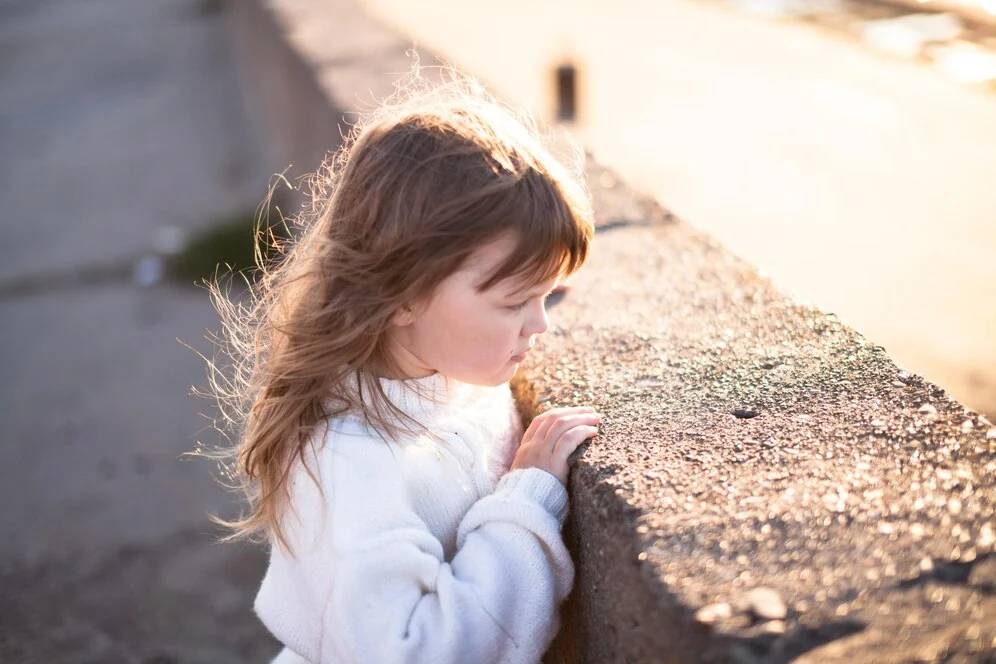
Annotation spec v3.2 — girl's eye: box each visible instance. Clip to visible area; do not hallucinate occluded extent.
[506,290,555,311]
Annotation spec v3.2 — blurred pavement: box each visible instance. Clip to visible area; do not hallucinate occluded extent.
[0,0,278,661]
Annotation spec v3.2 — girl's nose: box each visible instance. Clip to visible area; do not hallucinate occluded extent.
[524,299,549,336]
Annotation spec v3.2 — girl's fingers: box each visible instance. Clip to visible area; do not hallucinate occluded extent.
[532,406,596,423]
[553,425,599,460]
[528,412,559,440]
[533,406,595,423]
[544,413,601,445]
[527,406,598,439]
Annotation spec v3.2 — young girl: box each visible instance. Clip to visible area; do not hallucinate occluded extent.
[208,71,600,663]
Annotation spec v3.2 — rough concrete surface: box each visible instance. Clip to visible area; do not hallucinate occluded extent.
[519,161,996,661]
[0,0,280,661]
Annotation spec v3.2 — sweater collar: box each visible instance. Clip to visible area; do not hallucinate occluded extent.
[347,370,476,421]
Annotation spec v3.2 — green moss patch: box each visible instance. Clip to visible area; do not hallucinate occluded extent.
[167,208,289,287]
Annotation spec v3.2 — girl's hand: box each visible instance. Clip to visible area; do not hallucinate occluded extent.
[510,406,602,486]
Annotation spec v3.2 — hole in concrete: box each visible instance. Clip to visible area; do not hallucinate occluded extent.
[733,409,759,419]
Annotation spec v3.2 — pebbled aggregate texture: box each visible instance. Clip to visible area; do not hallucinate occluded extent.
[516,161,996,664]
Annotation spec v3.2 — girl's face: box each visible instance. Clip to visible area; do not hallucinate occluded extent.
[386,233,560,386]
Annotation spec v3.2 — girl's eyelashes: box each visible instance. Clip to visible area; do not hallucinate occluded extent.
[505,291,554,312]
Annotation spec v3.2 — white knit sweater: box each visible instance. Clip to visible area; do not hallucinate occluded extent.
[253,372,575,663]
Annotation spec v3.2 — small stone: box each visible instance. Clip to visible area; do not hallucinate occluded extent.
[746,587,788,620]
[986,428,996,440]
[918,404,938,416]
[695,602,733,624]
[733,409,759,419]
[920,557,934,573]
[891,380,906,388]
[759,620,786,635]
[822,489,846,512]
[947,497,963,515]
[870,419,886,428]
[977,523,995,549]
[961,419,974,432]
[897,371,913,385]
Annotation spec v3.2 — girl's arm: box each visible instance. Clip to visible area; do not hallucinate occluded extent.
[329,467,570,663]
[255,430,573,664]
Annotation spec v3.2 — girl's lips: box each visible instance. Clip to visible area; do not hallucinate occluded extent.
[511,350,529,362]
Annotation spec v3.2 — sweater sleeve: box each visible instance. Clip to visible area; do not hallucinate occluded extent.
[318,439,574,664]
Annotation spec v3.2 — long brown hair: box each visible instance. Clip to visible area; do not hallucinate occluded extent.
[201,68,594,552]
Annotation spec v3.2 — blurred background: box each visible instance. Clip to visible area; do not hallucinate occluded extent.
[360,0,996,419]
[0,0,993,660]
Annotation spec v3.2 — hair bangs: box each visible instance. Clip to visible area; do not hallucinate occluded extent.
[478,169,591,293]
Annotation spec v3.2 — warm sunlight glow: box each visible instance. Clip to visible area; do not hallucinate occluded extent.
[362,0,996,416]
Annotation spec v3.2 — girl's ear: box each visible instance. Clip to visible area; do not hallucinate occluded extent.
[391,303,416,327]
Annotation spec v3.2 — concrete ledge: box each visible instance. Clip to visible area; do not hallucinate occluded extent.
[528,214,996,662]
[231,1,996,661]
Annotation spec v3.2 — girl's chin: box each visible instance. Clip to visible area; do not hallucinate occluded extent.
[494,364,520,385]
[456,368,515,387]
